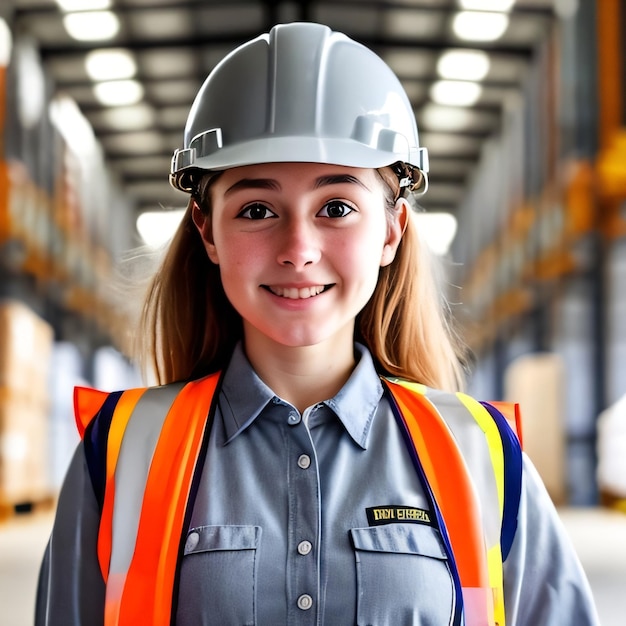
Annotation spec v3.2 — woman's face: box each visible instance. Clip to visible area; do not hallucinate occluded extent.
[193,162,405,354]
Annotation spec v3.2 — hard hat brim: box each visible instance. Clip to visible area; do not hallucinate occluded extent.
[171,135,428,193]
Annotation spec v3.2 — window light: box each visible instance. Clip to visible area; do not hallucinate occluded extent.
[453,11,510,41]
[94,80,144,106]
[437,50,490,81]
[459,0,515,11]
[86,49,136,81]
[137,210,185,248]
[63,11,120,41]
[430,80,482,107]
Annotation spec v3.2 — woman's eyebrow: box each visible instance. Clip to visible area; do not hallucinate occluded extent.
[224,173,370,197]
[224,178,281,196]
[314,174,370,191]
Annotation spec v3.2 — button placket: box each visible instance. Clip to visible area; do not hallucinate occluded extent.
[285,412,319,624]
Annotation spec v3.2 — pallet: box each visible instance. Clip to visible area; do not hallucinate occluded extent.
[600,490,626,515]
[0,493,57,523]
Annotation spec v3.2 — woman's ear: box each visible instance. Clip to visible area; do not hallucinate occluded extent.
[192,201,219,264]
[380,197,409,267]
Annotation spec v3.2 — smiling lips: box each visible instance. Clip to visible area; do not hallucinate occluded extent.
[266,285,330,299]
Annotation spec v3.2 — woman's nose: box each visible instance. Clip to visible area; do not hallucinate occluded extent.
[276,219,322,270]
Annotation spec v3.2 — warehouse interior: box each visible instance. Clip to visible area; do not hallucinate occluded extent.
[1,0,626,624]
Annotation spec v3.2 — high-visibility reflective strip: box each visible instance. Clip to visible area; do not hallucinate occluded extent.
[383,379,494,626]
[424,388,502,551]
[457,394,505,514]
[99,388,148,580]
[115,373,220,626]
[423,389,506,625]
[456,393,506,626]
[101,382,186,625]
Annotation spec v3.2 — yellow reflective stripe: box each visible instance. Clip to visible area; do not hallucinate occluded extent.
[456,393,505,515]
[488,544,506,626]
[387,378,428,396]
[457,392,506,626]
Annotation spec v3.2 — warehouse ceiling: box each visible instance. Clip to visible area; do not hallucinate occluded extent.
[6,0,557,222]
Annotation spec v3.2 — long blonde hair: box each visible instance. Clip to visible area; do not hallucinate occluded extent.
[135,168,467,391]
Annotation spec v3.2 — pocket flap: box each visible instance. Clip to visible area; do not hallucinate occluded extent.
[184,525,261,555]
[350,524,447,560]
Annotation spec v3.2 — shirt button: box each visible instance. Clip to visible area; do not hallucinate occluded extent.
[297,540,312,555]
[297,454,311,469]
[288,412,301,425]
[297,594,313,611]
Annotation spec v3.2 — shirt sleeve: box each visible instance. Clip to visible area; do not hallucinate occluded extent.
[35,443,105,626]
[503,453,601,625]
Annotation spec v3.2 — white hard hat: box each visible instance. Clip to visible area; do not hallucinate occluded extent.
[170,22,428,194]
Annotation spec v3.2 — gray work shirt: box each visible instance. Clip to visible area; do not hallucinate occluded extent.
[37,343,600,625]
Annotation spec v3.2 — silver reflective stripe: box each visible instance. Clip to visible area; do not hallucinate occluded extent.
[423,388,502,551]
[109,383,186,577]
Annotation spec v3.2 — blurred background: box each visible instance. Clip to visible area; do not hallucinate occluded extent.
[0,0,625,624]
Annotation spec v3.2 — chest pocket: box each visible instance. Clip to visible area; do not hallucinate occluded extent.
[176,525,261,626]
[350,524,454,626]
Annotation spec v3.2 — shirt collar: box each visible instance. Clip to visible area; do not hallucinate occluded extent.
[218,342,384,449]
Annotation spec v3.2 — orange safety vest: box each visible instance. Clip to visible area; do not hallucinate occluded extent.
[74,374,522,626]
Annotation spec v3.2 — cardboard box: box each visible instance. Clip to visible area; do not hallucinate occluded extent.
[0,395,49,503]
[0,300,53,402]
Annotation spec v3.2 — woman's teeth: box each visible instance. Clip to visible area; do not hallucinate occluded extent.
[270,286,325,299]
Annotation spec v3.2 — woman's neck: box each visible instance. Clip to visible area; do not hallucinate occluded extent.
[243,334,356,414]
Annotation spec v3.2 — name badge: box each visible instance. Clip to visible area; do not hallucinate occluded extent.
[366,505,433,527]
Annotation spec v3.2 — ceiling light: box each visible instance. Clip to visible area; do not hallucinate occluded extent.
[137,209,185,248]
[459,0,515,11]
[100,104,156,130]
[414,212,458,256]
[0,19,12,66]
[453,11,510,41]
[430,80,482,106]
[438,50,490,81]
[421,104,476,131]
[63,11,120,41]
[86,49,136,81]
[56,0,111,10]
[94,80,144,106]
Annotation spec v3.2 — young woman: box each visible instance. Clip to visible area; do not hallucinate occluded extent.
[37,22,599,626]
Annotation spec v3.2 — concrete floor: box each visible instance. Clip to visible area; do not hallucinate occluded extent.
[0,507,624,625]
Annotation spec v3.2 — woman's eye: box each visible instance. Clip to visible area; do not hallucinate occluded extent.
[318,201,354,218]
[238,203,277,219]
